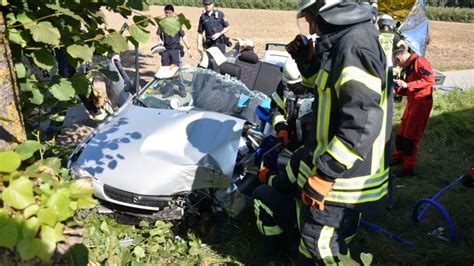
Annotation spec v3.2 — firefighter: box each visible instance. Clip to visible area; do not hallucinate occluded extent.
[392,43,435,178]
[377,13,403,102]
[253,0,391,264]
[197,0,230,55]
[270,58,309,148]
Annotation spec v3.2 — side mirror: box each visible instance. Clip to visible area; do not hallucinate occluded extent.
[151,45,167,54]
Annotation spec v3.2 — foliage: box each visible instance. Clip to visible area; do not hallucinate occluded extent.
[80,213,224,264]
[2,0,189,137]
[0,141,97,262]
[427,6,474,23]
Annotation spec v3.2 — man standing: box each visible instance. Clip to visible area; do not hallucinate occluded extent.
[392,43,435,177]
[157,4,191,98]
[157,4,192,67]
[253,0,391,264]
[197,0,230,55]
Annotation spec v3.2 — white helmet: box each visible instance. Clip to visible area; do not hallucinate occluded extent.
[378,14,396,29]
[282,59,302,85]
[297,0,342,18]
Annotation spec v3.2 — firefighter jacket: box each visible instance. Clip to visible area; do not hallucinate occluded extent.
[270,81,289,132]
[395,53,434,100]
[271,21,392,214]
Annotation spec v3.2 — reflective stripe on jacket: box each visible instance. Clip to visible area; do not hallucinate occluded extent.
[299,22,391,211]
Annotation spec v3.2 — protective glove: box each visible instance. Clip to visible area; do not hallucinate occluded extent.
[301,174,334,211]
[276,128,289,147]
[394,79,408,89]
[286,34,313,67]
[257,166,271,184]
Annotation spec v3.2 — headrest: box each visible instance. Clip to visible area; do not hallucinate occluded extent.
[238,51,259,64]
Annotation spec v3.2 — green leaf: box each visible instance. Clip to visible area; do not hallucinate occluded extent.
[32,49,56,71]
[69,179,95,199]
[15,62,27,79]
[0,151,21,173]
[102,32,128,53]
[17,12,35,29]
[0,210,19,250]
[37,208,58,227]
[70,73,91,96]
[30,21,61,46]
[1,0,8,6]
[18,238,41,261]
[50,78,76,101]
[8,29,28,47]
[41,224,64,243]
[100,220,110,234]
[65,244,89,266]
[158,16,181,37]
[37,226,57,260]
[98,67,119,82]
[127,0,148,11]
[22,217,40,239]
[76,197,98,209]
[47,190,72,221]
[46,4,85,23]
[14,140,42,160]
[138,220,149,228]
[133,246,146,259]
[20,81,44,105]
[23,204,40,219]
[67,44,94,62]
[3,177,35,209]
[177,13,191,30]
[129,25,150,44]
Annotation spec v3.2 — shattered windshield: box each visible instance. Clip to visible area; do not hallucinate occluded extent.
[137,67,266,123]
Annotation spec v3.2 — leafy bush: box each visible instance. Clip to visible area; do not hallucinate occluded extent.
[0,141,97,262]
[427,6,474,22]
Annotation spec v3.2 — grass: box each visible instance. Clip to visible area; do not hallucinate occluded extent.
[78,88,474,265]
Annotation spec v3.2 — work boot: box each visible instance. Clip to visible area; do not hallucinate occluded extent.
[393,168,415,178]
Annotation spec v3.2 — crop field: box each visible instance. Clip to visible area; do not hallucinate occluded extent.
[104,5,474,77]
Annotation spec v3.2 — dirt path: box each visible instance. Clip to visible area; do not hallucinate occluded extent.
[104,6,474,79]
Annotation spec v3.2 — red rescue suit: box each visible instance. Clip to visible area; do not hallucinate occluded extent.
[393,53,435,170]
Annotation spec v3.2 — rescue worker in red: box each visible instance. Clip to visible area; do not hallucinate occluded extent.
[252,0,391,264]
[392,43,435,177]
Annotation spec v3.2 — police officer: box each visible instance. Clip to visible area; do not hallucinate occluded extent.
[157,4,192,67]
[157,4,191,98]
[253,0,391,264]
[197,0,230,55]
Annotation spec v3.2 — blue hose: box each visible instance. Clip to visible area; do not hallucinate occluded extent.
[360,219,415,247]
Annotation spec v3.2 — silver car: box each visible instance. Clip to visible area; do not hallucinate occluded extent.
[68,66,266,220]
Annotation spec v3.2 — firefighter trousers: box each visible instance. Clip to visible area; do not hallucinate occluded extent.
[393,96,433,170]
[253,184,360,265]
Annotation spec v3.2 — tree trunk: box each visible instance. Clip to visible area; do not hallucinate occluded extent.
[0,11,26,150]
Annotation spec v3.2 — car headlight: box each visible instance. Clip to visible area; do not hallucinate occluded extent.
[70,163,95,180]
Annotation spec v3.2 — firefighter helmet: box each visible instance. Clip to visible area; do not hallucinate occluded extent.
[282,59,302,85]
[297,0,342,18]
[378,14,396,30]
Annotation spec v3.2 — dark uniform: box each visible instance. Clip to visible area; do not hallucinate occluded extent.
[198,10,229,53]
[253,5,391,264]
[157,27,185,66]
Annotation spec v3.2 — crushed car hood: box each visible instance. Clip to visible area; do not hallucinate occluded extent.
[73,106,245,196]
